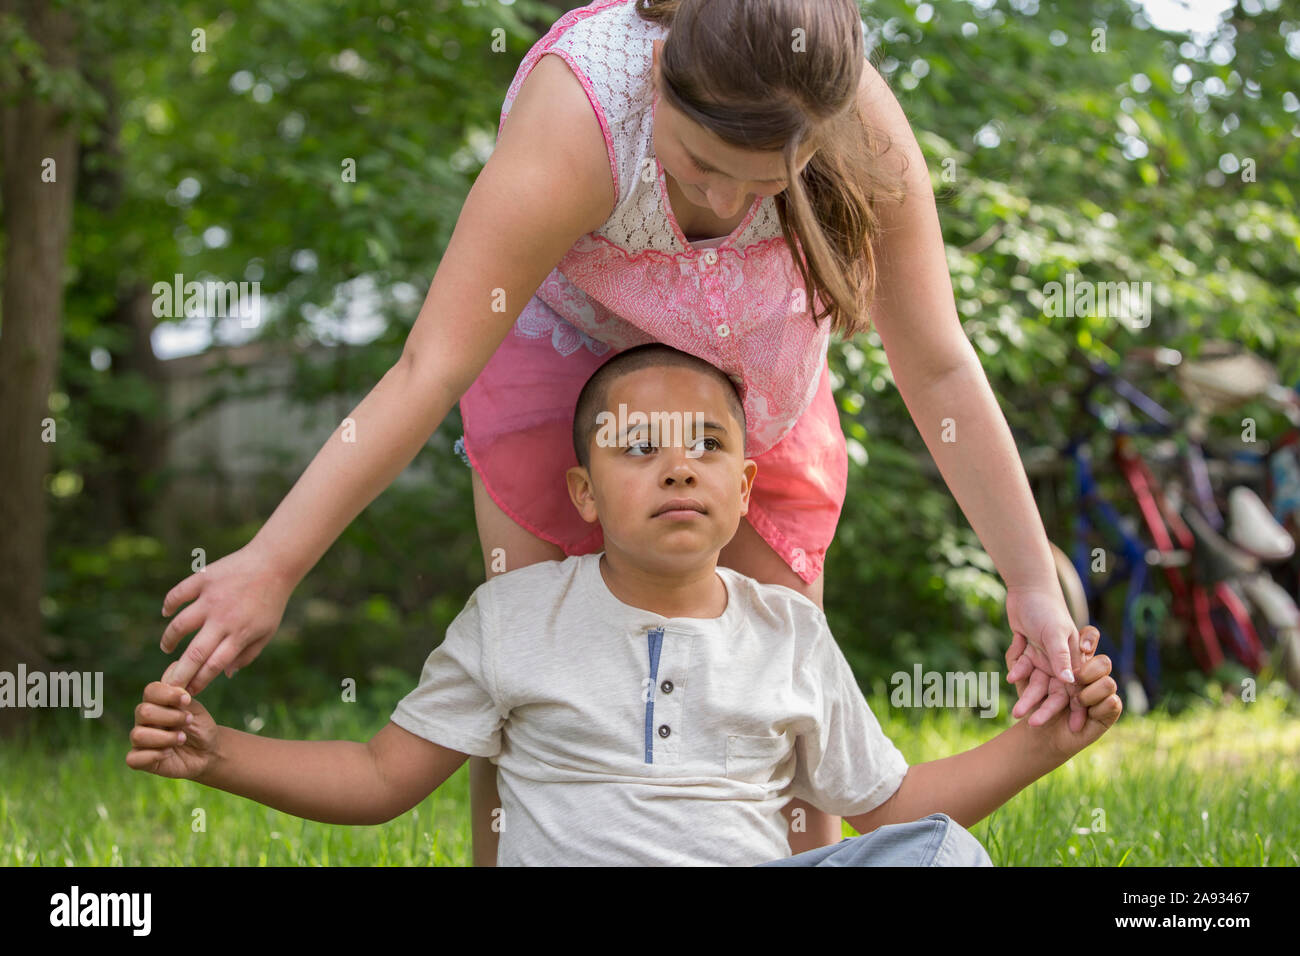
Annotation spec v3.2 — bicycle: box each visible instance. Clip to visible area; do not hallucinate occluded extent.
[1062,342,1300,696]
[1155,341,1300,691]
[1019,341,1300,709]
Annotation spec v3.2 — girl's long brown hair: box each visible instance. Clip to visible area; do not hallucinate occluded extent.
[637,0,907,338]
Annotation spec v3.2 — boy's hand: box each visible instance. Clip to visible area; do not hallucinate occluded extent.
[1008,626,1122,757]
[125,672,220,781]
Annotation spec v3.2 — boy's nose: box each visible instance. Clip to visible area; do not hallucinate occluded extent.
[662,453,699,479]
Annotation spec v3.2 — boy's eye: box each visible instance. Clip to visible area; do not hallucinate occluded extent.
[626,436,720,455]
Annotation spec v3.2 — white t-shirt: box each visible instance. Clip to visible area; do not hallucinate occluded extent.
[389,552,909,866]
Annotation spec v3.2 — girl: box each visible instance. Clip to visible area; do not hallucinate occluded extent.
[160,0,1085,866]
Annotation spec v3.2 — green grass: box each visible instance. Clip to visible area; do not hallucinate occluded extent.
[3,684,1297,866]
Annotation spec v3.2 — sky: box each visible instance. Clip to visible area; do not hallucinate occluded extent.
[1139,0,1237,34]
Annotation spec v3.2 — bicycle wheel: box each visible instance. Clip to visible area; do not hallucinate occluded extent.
[1052,540,1089,629]
[1277,627,1300,693]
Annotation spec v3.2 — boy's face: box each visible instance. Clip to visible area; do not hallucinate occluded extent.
[566,367,757,570]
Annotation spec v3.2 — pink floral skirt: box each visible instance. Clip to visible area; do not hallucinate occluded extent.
[456,297,848,584]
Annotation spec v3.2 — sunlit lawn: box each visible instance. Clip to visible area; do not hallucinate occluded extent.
[4,685,1297,866]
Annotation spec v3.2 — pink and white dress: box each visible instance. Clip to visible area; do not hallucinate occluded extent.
[457,0,848,584]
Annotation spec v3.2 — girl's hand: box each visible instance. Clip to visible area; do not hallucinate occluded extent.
[1005,587,1088,732]
[159,544,292,694]
[125,678,220,781]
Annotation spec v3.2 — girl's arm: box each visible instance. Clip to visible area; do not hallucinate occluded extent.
[160,54,616,694]
[854,61,1080,695]
[196,721,469,826]
[857,61,1059,594]
[253,53,618,587]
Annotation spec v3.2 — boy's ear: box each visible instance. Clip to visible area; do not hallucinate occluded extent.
[737,460,758,516]
[566,466,600,525]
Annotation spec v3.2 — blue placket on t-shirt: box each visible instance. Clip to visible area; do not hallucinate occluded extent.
[643,626,665,764]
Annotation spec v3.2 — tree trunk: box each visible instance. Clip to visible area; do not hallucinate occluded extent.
[73,282,169,535]
[66,61,170,537]
[112,282,171,533]
[0,0,81,738]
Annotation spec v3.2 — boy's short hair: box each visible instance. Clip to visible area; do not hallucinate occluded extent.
[572,344,748,471]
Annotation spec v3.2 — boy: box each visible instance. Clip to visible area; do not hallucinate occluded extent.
[128,344,1121,866]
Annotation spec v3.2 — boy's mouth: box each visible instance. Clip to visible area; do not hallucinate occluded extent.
[652,497,707,519]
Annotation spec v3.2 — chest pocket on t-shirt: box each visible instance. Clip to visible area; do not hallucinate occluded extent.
[724,733,792,785]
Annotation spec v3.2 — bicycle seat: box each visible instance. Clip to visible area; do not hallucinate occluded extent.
[1176,342,1278,414]
[1181,503,1261,579]
[1227,485,1295,562]
[1240,572,1300,631]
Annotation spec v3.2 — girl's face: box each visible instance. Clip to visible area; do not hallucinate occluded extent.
[651,39,815,220]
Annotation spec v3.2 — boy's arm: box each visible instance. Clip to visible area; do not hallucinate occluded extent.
[188,583,503,825]
[846,631,1119,834]
[845,719,1065,835]
[196,721,470,826]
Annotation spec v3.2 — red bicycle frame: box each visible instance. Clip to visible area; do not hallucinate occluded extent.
[1113,433,1266,672]
[1112,434,1224,671]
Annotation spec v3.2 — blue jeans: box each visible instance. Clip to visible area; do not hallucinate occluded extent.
[755,813,993,867]
[453,434,471,467]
